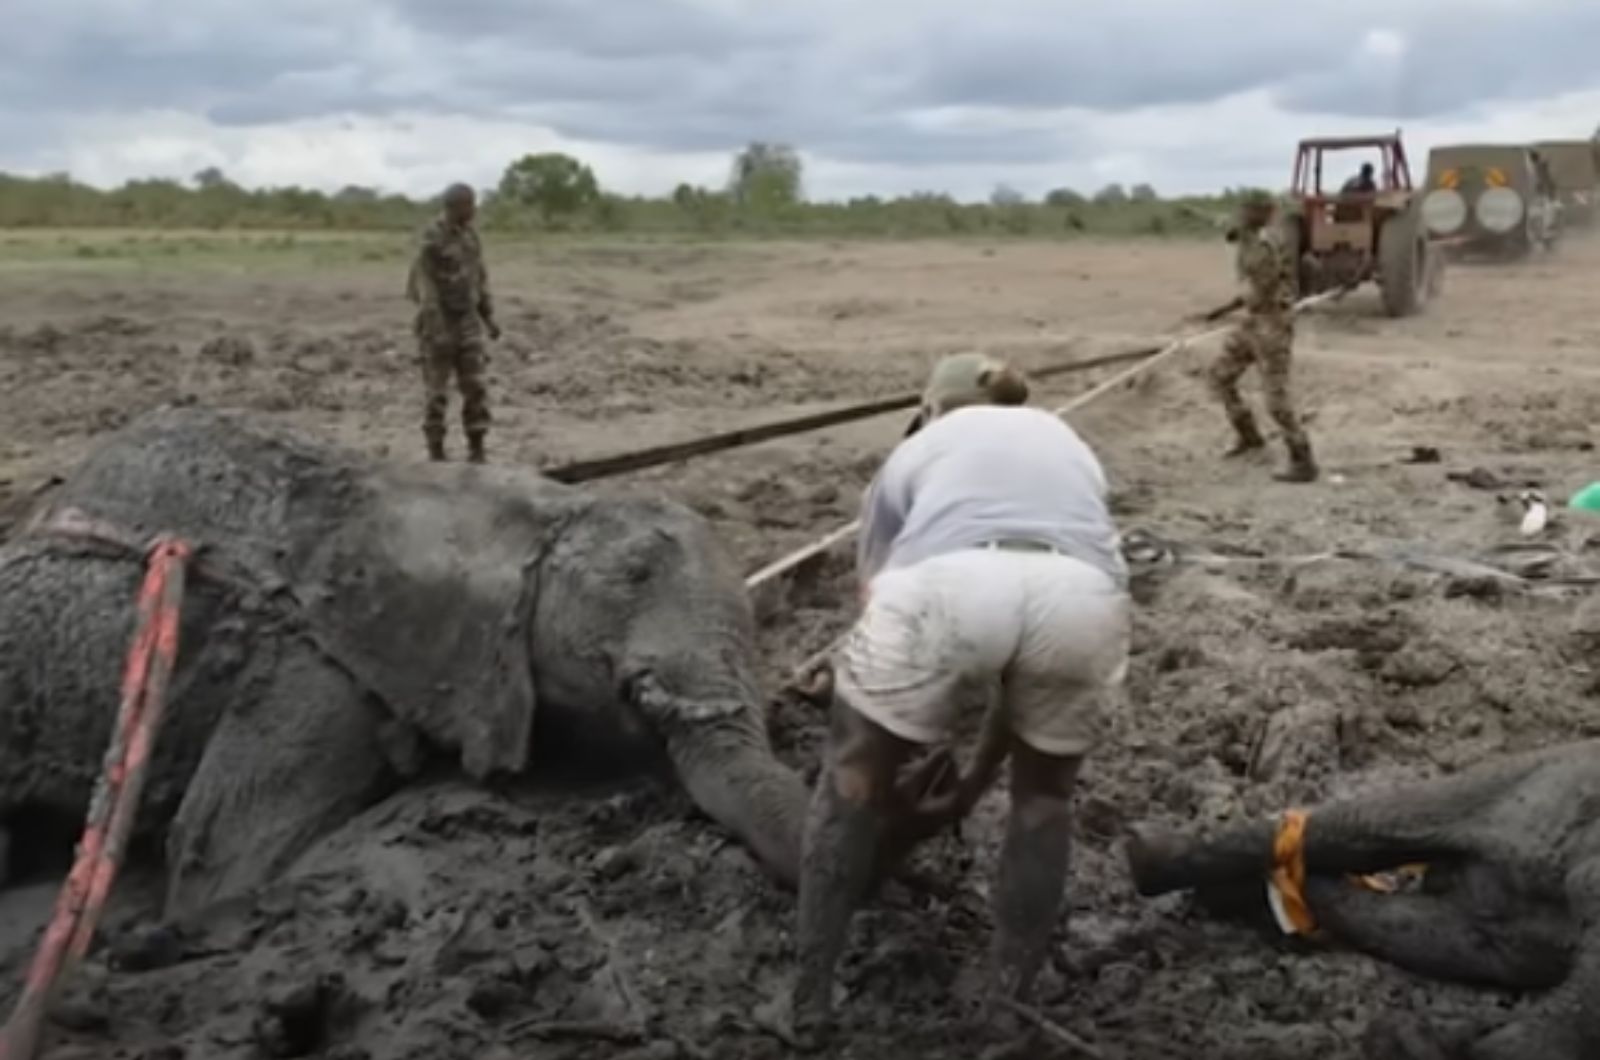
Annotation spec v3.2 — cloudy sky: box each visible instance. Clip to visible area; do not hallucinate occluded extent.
[6,0,1599,202]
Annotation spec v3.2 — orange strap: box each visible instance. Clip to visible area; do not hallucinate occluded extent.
[1269,809,1318,936]
[1270,809,1431,937]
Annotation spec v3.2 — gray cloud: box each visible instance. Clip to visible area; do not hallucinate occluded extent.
[1275,6,1600,118]
[4,0,1599,180]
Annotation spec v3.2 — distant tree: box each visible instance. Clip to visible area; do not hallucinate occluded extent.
[729,142,803,211]
[1045,187,1085,206]
[498,153,601,224]
[1130,183,1159,202]
[193,166,233,191]
[334,184,379,203]
[990,183,1025,206]
[1093,183,1128,205]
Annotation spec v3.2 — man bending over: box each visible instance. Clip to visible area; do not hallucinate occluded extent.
[792,354,1131,1043]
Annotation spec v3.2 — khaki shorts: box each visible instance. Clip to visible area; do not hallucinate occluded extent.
[834,546,1130,757]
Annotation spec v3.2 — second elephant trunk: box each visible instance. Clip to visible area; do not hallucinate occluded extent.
[1129,806,1456,897]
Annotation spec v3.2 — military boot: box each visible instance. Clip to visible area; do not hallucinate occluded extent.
[467,432,487,465]
[426,434,446,462]
[1224,412,1266,457]
[1275,438,1319,483]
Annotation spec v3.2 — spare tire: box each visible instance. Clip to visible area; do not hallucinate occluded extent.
[1379,208,1426,318]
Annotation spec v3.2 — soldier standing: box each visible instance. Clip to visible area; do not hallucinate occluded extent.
[1208,189,1317,483]
[406,183,500,463]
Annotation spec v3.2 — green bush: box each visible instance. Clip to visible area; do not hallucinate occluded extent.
[0,156,1233,242]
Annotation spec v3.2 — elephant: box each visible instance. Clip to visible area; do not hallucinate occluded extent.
[1125,740,1600,1059]
[0,404,807,919]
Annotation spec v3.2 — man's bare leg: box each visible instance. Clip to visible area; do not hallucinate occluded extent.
[992,740,1083,1003]
[793,699,915,1045]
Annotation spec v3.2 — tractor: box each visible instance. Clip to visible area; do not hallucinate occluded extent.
[1280,131,1442,317]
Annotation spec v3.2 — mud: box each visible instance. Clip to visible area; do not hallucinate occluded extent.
[2,237,1599,1058]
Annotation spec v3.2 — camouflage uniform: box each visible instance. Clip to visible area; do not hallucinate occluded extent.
[1208,216,1317,480]
[407,215,496,460]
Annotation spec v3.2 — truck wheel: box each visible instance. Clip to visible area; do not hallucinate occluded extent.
[1379,211,1425,317]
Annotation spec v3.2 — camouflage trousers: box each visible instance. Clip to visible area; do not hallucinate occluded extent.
[1208,314,1307,448]
[418,328,490,443]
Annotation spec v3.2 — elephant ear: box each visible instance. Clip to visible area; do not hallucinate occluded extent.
[294,468,552,779]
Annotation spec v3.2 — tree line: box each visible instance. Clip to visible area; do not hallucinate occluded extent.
[0,143,1239,238]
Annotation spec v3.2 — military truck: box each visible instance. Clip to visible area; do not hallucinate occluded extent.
[1421,144,1560,258]
[1532,140,1598,228]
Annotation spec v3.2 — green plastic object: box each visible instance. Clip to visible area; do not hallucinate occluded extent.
[1570,482,1600,512]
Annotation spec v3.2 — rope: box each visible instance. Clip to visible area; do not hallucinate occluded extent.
[745,290,1342,596]
[756,289,1347,683]
[543,346,1161,485]
[1,536,193,1060]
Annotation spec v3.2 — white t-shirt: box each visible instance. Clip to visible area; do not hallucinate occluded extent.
[856,405,1126,588]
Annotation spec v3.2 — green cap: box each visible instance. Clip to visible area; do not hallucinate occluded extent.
[1238,188,1276,210]
[919,352,1028,418]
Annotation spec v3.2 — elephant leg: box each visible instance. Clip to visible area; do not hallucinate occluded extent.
[1304,873,1572,990]
[0,823,9,886]
[1128,763,1529,896]
[163,644,393,919]
[1464,859,1600,1060]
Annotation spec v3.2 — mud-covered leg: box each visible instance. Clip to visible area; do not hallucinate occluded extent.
[457,336,490,463]
[991,741,1081,1003]
[1466,859,1600,1060]
[1258,323,1317,483]
[163,644,393,918]
[792,699,914,1046]
[1305,874,1570,990]
[420,336,452,460]
[1208,331,1264,455]
[1128,762,1530,896]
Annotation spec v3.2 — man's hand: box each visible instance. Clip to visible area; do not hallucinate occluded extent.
[485,319,502,342]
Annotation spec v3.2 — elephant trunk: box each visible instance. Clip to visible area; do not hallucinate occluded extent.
[1127,819,1279,896]
[662,713,807,888]
[1129,805,1450,897]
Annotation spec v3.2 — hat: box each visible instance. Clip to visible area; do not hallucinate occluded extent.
[919,353,1029,418]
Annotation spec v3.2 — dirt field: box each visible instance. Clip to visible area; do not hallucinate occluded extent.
[2,230,1599,1059]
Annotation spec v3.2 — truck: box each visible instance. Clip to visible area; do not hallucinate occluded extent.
[1421,143,1561,258]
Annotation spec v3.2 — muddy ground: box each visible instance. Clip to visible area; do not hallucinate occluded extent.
[2,232,1599,1059]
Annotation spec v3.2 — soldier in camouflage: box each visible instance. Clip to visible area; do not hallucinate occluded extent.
[1209,189,1317,483]
[406,183,500,463]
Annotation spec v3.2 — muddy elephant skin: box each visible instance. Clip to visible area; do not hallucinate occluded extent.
[0,405,806,916]
[1127,740,1600,1060]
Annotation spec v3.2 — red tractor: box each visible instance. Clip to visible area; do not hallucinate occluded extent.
[1281,131,1443,317]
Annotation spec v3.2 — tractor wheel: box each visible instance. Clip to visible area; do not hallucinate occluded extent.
[1379,210,1426,317]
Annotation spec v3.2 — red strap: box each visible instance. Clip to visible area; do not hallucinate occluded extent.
[1,535,191,1060]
